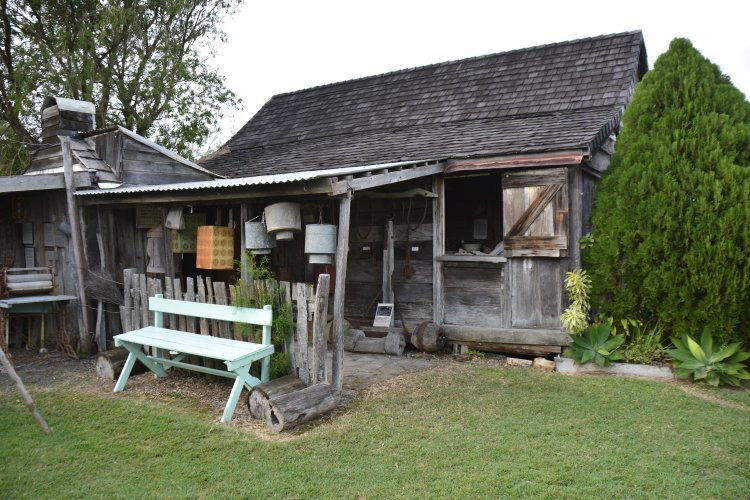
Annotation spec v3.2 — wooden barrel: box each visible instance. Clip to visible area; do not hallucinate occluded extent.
[411,321,444,352]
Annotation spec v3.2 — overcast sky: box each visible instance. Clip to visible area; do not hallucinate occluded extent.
[207,0,750,149]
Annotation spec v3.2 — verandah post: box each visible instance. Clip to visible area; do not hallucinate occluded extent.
[331,189,352,391]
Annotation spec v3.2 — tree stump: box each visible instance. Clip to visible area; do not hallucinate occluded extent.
[265,383,341,433]
[246,374,306,420]
[94,348,146,380]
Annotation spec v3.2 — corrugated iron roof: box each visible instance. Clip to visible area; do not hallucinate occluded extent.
[73,159,436,196]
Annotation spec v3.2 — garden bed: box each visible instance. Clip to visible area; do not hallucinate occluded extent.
[554,356,674,379]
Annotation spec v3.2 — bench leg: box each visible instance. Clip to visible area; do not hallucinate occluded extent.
[113,351,137,392]
[221,364,258,423]
[114,342,168,391]
[261,356,270,383]
[221,370,246,423]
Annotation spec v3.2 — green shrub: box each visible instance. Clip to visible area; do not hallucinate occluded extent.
[561,269,591,336]
[234,255,294,379]
[623,322,666,365]
[586,38,750,345]
[667,329,750,386]
[565,323,625,367]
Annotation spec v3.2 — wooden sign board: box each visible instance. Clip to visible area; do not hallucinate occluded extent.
[136,206,163,228]
[373,303,394,328]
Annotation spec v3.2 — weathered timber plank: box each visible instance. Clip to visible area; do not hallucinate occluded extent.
[330,163,444,196]
[440,325,571,346]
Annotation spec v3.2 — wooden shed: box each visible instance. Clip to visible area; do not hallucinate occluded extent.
[65,31,647,357]
[0,97,217,353]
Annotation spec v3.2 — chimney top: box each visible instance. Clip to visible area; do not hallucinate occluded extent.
[41,96,96,143]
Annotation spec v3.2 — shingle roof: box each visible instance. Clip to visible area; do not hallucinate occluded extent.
[202,31,646,178]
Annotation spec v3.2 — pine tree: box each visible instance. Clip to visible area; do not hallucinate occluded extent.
[586,38,750,344]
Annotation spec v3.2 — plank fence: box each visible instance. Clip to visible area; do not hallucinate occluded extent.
[118,269,330,384]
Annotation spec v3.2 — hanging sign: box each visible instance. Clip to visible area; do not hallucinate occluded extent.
[135,206,163,228]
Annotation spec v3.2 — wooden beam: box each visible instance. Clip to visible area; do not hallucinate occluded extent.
[0,172,91,194]
[331,189,352,391]
[506,184,562,237]
[432,176,445,325]
[77,179,333,206]
[440,325,572,346]
[329,163,444,196]
[62,137,91,354]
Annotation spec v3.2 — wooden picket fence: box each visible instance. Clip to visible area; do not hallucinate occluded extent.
[118,269,330,384]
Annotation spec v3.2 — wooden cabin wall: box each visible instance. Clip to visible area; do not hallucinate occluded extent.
[4,192,79,345]
[345,194,434,326]
[440,166,591,332]
[581,171,599,236]
[90,131,122,177]
[443,262,507,328]
[119,135,214,185]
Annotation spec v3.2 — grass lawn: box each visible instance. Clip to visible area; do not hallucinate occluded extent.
[1,363,749,498]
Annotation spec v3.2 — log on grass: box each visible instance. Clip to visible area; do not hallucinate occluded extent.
[246,374,306,420]
[94,347,146,380]
[265,383,341,433]
[348,331,405,356]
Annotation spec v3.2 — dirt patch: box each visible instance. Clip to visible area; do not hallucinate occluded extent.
[672,382,750,412]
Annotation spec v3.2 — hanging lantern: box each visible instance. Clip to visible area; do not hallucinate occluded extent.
[264,202,301,241]
[244,220,276,255]
[304,224,337,264]
[196,226,234,270]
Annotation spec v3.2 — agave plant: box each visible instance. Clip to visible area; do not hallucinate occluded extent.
[667,329,750,387]
[565,323,625,367]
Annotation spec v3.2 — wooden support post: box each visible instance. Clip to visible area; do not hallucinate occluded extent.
[312,274,330,384]
[240,203,250,284]
[331,190,352,391]
[95,232,107,352]
[294,282,309,384]
[382,220,394,303]
[0,345,51,434]
[61,136,91,354]
[432,176,445,325]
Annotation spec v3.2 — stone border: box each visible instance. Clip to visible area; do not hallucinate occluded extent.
[554,356,674,380]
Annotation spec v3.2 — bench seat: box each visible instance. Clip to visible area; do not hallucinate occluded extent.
[115,327,273,369]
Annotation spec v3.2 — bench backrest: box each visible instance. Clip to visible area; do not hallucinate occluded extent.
[148,294,273,344]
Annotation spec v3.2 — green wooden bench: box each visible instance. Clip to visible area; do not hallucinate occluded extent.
[113,294,273,422]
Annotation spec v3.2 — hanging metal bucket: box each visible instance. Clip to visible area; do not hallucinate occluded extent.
[245,221,276,254]
[304,224,337,264]
[264,202,301,241]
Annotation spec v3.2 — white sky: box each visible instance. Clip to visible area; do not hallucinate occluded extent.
[207,0,750,149]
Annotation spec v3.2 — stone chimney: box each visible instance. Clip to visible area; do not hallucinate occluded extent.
[40,96,96,143]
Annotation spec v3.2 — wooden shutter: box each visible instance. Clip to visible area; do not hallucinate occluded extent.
[502,168,568,257]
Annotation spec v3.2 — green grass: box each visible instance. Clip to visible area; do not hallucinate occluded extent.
[2,365,749,498]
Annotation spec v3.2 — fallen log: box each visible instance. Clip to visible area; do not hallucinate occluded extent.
[94,347,147,380]
[265,383,341,432]
[246,374,306,420]
[411,321,444,352]
[347,331,405,356]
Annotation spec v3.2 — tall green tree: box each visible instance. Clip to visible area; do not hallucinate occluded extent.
[586,38,750,344]
[0,0,240,175]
